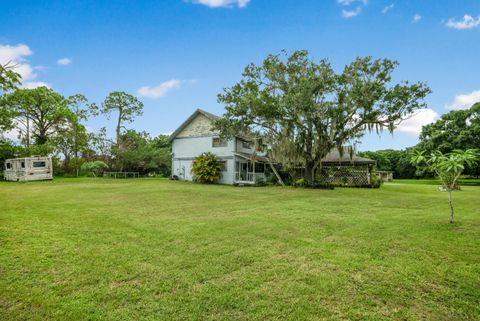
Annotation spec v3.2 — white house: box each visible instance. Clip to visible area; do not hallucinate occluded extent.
[169,109,271,185]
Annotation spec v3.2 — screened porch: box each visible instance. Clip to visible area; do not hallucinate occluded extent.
[233,152,271,184]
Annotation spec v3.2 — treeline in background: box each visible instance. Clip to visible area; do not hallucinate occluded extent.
[0,85,171,178]
[359,103,480,179]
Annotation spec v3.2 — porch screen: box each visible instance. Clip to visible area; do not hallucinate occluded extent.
[254,162,265,173]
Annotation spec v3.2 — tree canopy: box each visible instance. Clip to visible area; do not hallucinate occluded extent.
[0,62,22,133]
[215,50,431,183]
[100,91,144,145]
[417,103,480,177]
[1,86,71,146]
[0,62,21,93]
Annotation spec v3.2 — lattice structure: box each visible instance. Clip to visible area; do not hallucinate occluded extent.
[317,164,371,186]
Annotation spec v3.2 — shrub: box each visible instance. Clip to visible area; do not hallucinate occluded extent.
[293,177,305,187]
[255,176,268,186]
[81,161,108,177]
[370,170,383,188]
[305,181,335,189]
[191,152,222,184]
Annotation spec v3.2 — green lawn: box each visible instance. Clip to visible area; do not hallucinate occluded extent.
[1,178,479,320]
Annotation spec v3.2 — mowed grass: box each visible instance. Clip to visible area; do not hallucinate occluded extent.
[0,178,479,321]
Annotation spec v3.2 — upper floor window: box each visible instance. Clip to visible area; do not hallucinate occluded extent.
[242,140,252,149]
[212,137,227,148]
[6,162,11,169]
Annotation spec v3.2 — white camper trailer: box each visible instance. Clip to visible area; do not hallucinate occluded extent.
[4,156,53,182]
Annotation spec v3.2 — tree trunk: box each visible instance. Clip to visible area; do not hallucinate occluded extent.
[304,160,315,185]
[116,109,122,146]
[26,116,30,149]
[115,110,123,172]
[447,190,454,224]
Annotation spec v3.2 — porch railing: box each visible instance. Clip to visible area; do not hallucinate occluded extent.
[234,172,265,183]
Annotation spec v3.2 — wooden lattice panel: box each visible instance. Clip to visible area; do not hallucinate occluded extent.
[317,165,370,186]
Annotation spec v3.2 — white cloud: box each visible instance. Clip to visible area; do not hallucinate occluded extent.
[0,43,49,89]
[337,0,367,5]
[395,108,439,135]
[413,14,422,23]
[382,4,394,14]
[21,81,51,89]
[57,57,71,65]
[0,43,32,63]
[192,0,250,8]
[447,90,480,110]
[445,15,480,30]
[137,79,183,98]
[338,0,367,18]
[0,44,34,80]
[342,7,362,18]
[0,128,20,142]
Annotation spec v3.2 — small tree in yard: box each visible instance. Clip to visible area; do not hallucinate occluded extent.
[411,149,479,224]
[191,152,222,184]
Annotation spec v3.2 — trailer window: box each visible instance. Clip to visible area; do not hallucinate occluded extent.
[33,161,46,168]
[6,162,11,169]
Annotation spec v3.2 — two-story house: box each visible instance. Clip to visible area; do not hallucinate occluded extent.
[169,109,271,185]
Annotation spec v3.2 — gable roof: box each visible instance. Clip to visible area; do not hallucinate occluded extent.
[168,109,220,142]
[321,148,376,165]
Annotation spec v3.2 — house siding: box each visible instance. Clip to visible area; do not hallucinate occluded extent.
[170,110,270,185]
[177,114,217,138]
[172,135,235,184]
[235,138,267,157]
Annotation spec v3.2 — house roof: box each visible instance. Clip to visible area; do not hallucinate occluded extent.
[168,108,219,142]
[321,148,376,165]
[234,152,273,163]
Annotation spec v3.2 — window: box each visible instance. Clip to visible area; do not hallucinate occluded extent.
[242,140,252,149]
[6,162,11,169]
[33,161,46,168]
[21,162,25,168]
[212,137,227,147]
[219,161,227,172]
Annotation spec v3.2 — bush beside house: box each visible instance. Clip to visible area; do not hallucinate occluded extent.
[191,152,223,184]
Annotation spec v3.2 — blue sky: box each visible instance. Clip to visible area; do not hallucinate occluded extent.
[1,0,479,151]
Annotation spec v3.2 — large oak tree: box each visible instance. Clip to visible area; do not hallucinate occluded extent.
[215,50,431,184]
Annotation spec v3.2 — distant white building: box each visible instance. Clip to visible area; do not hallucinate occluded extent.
[169,109,271,185]
[4,156,53,182]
